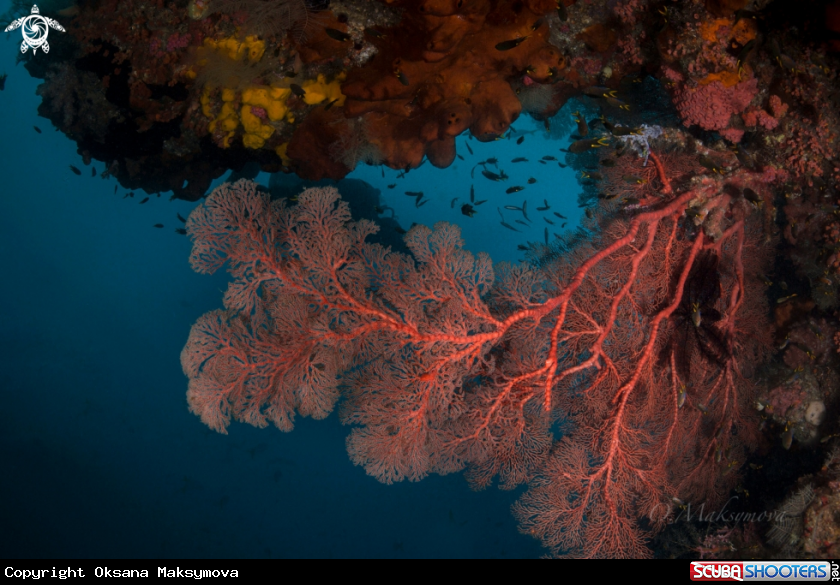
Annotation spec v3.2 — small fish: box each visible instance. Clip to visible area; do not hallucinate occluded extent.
[553,212,567,219]
[323,98,339,111]
[538,160,546,165]
[517,244,529,251]
[470,184,475,202]
[544,227,549,245]
[456,154,464,160]
[325,27,352,42]
[504,205,522,212]
[531,17,545,31]
[495,35,530,51]
[521,200,529,221]
[573,111,588,137]
[114,185,118,194]
[177,213,188,223]
[511,157,528,163]
[514,219,529,226]
[482,169,505,182]
[743,187,762,206]
[528,177,537,184]
[776,293,798,304]
[773,46,797,72]
[69,165,81,175]
[405,191,423,197]
[582,86,617,98]
[732,143,757,170]
[737,39,756,71]
[622,175,647,184]
[465,142,473,155]
[461,203,476,217]
[474,200,487,205]
[33,126,41,134]
[569,137,609,153]
[365,27,386,39]
[541,155,557,161]
[395,69,410,86]
[677,384,686,408]
[698,155,723,174]
[139,197,149,204]
[781,424,794,450]
[289,84,306,98]
[556,0,568,21]
[536,199,549,211]
[544,217,554,225]
[387,184,396,189]
[416,198,428,208]
[153,223,164,228]
[581,171,603,181]
[500,221,521,232]
[0,72,6,91]
[175,228,187,235]
[557,162,567,168]
[506,186,524,194]
[451,197,459,208]
[516,136,524,145]
[605,96,630,110]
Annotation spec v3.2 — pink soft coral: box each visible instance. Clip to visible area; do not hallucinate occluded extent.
[674,78,758,131]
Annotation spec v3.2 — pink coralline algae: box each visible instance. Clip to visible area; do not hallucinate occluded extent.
[742,96,787,131]
[674,78,758,132]
[742,107,778,130]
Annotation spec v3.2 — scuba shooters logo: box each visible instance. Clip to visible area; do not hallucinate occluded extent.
[690,561,834,582]
[4,5,64,54]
